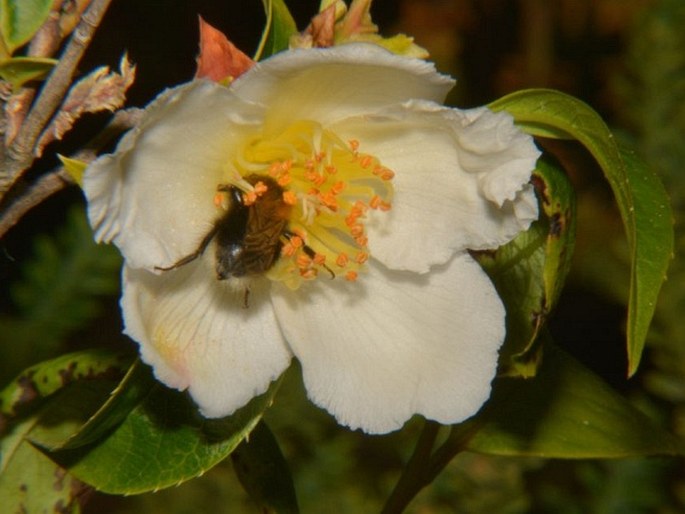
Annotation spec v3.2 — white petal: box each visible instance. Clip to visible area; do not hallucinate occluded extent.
[270,255,505,434]
[330,101,540,273]
[231,43,454,132]
[122,256,291,418]
[84,80,264,270]
[457,107,539,206]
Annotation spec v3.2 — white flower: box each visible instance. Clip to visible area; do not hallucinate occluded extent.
[83,43,540,434]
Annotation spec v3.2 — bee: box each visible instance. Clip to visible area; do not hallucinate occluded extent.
[156,173,292,283]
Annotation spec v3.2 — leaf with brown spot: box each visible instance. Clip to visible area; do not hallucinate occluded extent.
[0,380,114,514]
[0,349,131,423]
[489,89,674,376]
[475,154,576,377]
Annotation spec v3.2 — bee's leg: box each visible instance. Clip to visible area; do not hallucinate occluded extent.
[283,231,335,279]
[243,288,251,308]
[301,240,336,279]
[154,226,218,272]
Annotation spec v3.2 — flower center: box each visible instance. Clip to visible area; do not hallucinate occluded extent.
[222,120,394,290]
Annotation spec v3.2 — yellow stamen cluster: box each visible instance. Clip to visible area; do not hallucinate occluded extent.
[230,120,394,289]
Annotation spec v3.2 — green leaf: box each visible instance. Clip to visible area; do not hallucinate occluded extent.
[0,0,52,55]
[254,0,298,61]
[232,420,299,514]
[466,344,685,458]
[52,378,283,494]
[489,89,674,376]
[0,56,56,88]
[476,155,576,376]
[0,349,131,422]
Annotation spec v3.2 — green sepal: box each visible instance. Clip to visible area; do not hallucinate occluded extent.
[475,154,576,376]
[489,88,674,376]
[232,420,299,513]
[254,0,298,61]
[0,0,52,56]
[0,56,56,88]
[50,377,283,494]
[58,154,87,187]
[466,343,685,458]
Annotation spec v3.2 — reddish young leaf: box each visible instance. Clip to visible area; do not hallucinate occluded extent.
[195,17,254,82]
[305,3,337,47]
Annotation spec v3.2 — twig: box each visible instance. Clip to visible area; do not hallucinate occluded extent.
[0,169,74,238]
[0,107,143,239]
[380,422,441,514]
[424,420,483,482]
[0,0,113,195]
[1,1,66,150]
[381,419,484,514]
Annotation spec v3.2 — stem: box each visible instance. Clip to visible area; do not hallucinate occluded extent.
[0,169,74,238]
[380,421,441,514]
[2,1,67,151]
[0,0,113,196]
[424,420,482,483]
[381,419,483,514]
[0,107,143,239]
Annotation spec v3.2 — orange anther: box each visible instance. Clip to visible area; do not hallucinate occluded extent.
[313,253,327,265]
[281,242,296,257]
[214,192,229,210]
[355,235,368,247]
[379,201,392,211]
[282,190,297,205]
[359,155,373,168]
[306,171,325,186]
[330,181,345,194]
[253,181,268,195]
[325,165,337,174]
[320,192,338,210]
[355,252,369,264]
[278,173,292,186]
[296,253,312,268]
[268,162,281,175]
[282,159,293,172]
[369,195,382,209]
[353,200,367,213]
[345,270,358,281]
[381,169,395,180]
[348,139,360,152]
[243,191,257,205]
[289,235,303,248]
[300,268,318,279]
[345,214,359,227]
[350,224,364,237]
[336,253,349,267]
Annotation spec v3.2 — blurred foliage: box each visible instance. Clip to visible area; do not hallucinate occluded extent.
[614,0,685,415]
[1,0,684,512]
[0,206,122,384]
